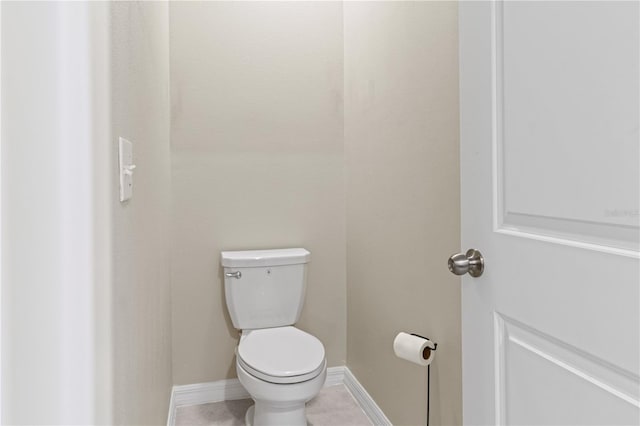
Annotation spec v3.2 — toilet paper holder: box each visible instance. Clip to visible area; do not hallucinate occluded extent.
[410,333,437,348]
[410,333,437,356]
[410,333,437,426]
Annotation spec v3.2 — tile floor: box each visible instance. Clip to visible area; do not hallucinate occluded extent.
[175,384,373,426]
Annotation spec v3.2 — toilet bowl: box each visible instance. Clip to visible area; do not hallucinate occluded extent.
[236,326,327,426]
[221,248,326,426]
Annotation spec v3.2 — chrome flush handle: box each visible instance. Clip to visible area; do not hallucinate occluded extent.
[225,271,242,279]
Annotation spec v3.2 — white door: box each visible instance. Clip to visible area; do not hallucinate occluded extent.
[459,1,639,425]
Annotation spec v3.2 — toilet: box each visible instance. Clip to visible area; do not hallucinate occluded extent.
[221,248,327,426]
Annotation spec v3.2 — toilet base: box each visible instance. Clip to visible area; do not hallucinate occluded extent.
[245,405,254,426]
[236,358,326,426]
[245,402,307,426]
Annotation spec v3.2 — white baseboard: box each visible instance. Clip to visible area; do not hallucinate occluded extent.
[324,365,346,387]
[166,375,250,426]
[343,367,392,426]
[166,366,390,426]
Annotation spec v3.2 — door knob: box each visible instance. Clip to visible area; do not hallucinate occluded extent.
[448,249,484,277]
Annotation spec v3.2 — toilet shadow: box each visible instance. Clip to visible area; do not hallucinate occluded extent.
[218,265,241,340]
[217,264,243,388]
[221,398,253,425]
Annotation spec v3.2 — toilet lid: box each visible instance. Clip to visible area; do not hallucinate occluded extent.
[237,326,326,384]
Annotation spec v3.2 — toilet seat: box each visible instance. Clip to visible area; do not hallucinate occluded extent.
[237,326,326,384]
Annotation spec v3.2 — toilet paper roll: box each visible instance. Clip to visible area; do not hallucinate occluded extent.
[393,332,436,366]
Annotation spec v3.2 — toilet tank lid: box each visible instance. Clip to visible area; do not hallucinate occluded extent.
[221,248,310,268]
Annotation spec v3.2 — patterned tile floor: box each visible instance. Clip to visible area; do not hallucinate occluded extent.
[175,384,373,426]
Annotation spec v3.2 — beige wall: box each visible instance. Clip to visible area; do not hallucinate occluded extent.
[111,2,173,424]
[169,2,461,424]
[169,1,347,385]
[344,3,461,425]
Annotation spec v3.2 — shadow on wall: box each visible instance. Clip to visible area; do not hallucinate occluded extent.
[218,265,239,378]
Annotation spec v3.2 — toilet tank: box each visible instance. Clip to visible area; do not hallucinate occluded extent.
[221,248,311,330]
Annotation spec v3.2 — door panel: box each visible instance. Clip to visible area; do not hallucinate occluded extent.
[497,314,639,426]
[497,1,639,252]
[460,1,640,424]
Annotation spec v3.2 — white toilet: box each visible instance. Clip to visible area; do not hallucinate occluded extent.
[221,248,327,426]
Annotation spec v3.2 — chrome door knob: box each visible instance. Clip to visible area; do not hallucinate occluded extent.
[448,249,484,277]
